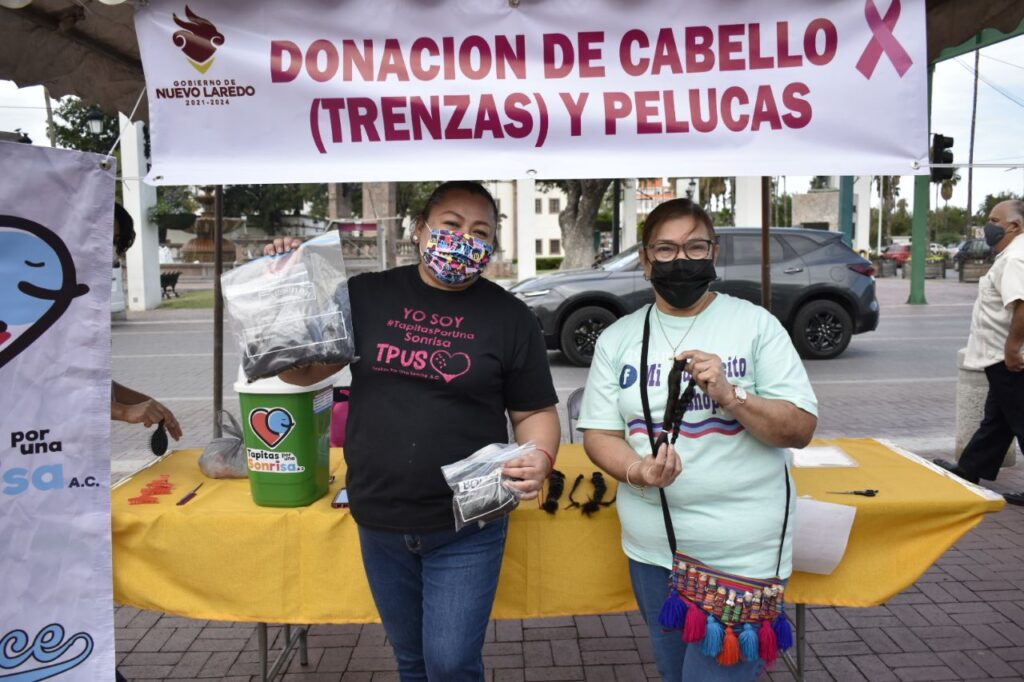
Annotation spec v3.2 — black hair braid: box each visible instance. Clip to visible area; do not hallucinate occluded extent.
[581,472,616,516]
[542,470,565,514]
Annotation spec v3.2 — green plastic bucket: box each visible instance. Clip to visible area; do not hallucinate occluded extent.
[234,370,338,507]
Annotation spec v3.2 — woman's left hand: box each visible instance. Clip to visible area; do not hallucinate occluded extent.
[502,449,553,501]
[677,349,735,408]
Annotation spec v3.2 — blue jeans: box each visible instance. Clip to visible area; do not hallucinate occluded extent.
[358,517,508,682]
[629,559,766,682]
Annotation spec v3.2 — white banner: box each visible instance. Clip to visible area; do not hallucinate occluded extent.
[0,143,114,680]
[137,0,928,185]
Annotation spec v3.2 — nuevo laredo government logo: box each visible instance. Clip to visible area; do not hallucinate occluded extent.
[172,5,224,74]
[155,5,256,107]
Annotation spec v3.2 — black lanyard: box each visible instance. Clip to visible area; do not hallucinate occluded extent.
[638,304,792,577]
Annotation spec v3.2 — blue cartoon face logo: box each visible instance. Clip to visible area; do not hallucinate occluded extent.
[0,216,90,370]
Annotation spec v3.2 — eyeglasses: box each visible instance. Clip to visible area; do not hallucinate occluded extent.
[644,239,717,262]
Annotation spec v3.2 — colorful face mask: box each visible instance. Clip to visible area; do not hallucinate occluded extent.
[421,227,494,285]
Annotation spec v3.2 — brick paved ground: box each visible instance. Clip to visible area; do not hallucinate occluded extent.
[112,274,1024,681]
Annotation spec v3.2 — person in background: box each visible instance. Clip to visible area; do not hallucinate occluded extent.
[109,203,183,439]
[935,200,1024,505]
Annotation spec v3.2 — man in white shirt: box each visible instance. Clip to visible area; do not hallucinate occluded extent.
[935,200,1024,505]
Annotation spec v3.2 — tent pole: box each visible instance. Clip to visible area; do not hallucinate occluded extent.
[213,185,225,438]
[760,176,771,312]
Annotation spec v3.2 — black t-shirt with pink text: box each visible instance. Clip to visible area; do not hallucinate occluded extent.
[345,264,557,532]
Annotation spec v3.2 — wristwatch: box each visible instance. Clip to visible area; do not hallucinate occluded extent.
[731,385,748,406]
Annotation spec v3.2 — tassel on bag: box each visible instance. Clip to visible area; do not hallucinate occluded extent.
[682,600,707,643]
[739,623,760,662]
[773,608,794,651]
[658,590,687,630]
[701,615,724,658]
[759,618,779,668]
[717,625,741,666]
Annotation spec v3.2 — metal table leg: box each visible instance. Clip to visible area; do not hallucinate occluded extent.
[780,603,805,682]
[258,622,311,682]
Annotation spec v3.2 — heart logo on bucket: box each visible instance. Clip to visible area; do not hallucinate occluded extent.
[249,407,295,448]
[429,350,471,383]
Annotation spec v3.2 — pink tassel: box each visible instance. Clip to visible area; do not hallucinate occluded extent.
[682,601,707,643]
[759,619,779,668]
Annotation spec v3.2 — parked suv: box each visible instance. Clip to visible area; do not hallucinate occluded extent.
[510,228,880,366]
[952,238,991,271]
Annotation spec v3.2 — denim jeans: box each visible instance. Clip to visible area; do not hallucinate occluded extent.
[630,559,766,682]
[358,517,509,681]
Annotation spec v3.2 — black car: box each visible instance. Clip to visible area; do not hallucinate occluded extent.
[952,238,991,271]
[510,227,880,366]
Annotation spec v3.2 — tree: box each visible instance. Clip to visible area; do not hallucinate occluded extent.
[873,175,901,243]
[973,191,1023,226]
[890,199,912,236]
[929,205,969,244]
[542,180,612,269]
[809,176,832,190]
[222,184,327,230]
[940,171,961,205]
[699,177,728,211]
[52,97,119,154]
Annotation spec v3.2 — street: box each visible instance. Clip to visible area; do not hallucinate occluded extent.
[111,276,993,478]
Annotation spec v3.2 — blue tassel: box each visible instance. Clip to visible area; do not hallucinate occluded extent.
[658,590,687,630]
[740,623,760,661]
[773,610,794,651]
[701,615,724,658]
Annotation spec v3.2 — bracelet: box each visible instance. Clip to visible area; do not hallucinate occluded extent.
[625,458,646,496]
[535,446,556,470]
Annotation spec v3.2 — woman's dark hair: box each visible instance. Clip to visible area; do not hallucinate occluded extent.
[113,202,136,255]
[641,198,715,246]
[417,181,500,246]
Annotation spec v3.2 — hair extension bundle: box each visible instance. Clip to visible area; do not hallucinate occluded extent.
[542,470,565,514]
[565,473,585,509]
[581,472,617,516]
[654,359,698,453]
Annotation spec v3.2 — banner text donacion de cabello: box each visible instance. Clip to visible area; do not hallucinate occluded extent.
[271,22,838,149]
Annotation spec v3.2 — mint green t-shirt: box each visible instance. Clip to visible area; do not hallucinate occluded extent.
[577,294,818,579]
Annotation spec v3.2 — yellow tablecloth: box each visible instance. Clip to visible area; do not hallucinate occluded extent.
[112,438,1003,624]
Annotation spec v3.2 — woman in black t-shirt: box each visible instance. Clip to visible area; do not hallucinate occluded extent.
[269,182,560,681]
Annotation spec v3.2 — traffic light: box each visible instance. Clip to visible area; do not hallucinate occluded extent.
[930,133,954,182]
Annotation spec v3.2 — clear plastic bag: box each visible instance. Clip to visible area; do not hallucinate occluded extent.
[222,232,355,382]
[198,412,247,479]
[441,442,534,531]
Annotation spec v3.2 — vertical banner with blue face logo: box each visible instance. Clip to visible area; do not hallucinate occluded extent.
[0,142,114,680]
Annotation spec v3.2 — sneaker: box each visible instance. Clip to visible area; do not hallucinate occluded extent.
[932,458,980,484]
[1004,491,1024,506]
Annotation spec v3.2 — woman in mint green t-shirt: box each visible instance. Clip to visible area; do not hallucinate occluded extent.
[579,198,818,682]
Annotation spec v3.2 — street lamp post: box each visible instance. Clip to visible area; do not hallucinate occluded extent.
[85,106,105,136]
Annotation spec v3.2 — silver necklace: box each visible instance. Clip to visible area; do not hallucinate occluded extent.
[655,293,709,361]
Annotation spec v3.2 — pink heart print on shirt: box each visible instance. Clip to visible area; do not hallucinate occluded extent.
[430,350,471,383]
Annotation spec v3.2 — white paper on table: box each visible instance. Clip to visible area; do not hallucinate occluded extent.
[790,445,858,468]
[792,498,858,575]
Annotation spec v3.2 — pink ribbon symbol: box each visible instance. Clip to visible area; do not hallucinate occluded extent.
[856,0,913,79]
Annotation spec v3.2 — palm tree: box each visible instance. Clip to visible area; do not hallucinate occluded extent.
[941,171,962,205]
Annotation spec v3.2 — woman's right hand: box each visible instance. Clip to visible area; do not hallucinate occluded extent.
[264,237,303,256]
[639,441,682,487]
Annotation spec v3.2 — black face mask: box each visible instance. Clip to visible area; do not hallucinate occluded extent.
[649,258,716,309]
[983,221,1006,248]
